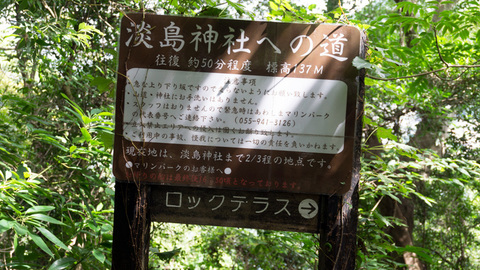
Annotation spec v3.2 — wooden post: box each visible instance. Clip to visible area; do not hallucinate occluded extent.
[318,112,362,269]
[318,32,366,270]
[317,195,328,268]
[320,182,359,269]
[112,182,151,270]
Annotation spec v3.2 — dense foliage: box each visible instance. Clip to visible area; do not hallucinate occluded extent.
[0,0,479,269]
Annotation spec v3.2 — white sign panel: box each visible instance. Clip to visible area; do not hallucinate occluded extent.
[123,68,347,154]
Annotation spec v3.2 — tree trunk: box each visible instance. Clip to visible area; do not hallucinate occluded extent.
[378,196,423,269]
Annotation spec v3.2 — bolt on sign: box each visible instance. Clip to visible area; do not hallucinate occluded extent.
[113,13,362,196]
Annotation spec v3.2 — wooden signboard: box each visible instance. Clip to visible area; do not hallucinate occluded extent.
[112,13,365,269]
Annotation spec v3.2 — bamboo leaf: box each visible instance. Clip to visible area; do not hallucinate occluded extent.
[13,223,29,236]
[27,230,54,257]
[29,213,66,226]
[38,227,70,251]
[25,205,55,214]
[0,219,14,233]
[48,257,76,270]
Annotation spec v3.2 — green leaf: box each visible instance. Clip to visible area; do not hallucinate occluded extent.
[378,173,392,184]
[363,116,374,126]
[48,257,76,270]
[38,227,70,251]
[13,223,28,236]
[35,38,50,46]
[97,129,114,148]
[27,230,54,257]
[352,56,372,70]
[412,192,436,207]
[69,145,77,153]
[29,213,66,226]
[80,127,92,142]
[2,170,12,180]
[92,249,106,263]
[197,7,225,17]
[91,77,113,93]
[96,112,114,117]
[377,127,398,142]
[0,219,14,233]
[16,164,30,179]
[384,191,402,203]
[373,211,392,228]
[397,245,433,263]
[154,248,181,262]
[458,167,471,177]
[25,205,55,214]
[269,1,279,11]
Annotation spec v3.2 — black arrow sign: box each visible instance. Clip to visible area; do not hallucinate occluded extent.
[300,202,317,215]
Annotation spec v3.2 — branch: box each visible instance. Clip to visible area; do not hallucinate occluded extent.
[367,63,480,81]
[433,65,470,82]
[0,47,15,51]
[366,67,448,81]
[368,27,480,81]
[433,26,448,67]
[448,64,480,68]
[432,250,456,269]
[41,0,57,19]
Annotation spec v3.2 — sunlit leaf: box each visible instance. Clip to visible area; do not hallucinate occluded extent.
[29,213,66,226]
[25,205,55,214]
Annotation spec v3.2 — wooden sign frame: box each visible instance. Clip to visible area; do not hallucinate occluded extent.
[113,13,362,196]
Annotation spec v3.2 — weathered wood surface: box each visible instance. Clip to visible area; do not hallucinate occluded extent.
[150,185,323,233]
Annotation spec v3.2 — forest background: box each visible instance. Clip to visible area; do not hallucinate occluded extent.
[1,0,480,269]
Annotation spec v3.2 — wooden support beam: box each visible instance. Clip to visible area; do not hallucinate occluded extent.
[112,182,151,270]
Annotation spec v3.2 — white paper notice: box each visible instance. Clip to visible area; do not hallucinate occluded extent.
[123,68,348,154]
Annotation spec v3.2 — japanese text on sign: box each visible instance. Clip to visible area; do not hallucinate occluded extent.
[124,68,347,154]
[124,20,350,63]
